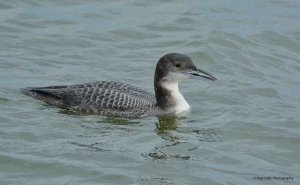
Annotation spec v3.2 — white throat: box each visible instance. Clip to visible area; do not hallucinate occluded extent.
[161,81,190,114]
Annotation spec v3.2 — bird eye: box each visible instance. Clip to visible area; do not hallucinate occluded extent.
[175,63,181,68]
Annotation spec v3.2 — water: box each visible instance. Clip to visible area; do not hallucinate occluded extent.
[0,0,300,184]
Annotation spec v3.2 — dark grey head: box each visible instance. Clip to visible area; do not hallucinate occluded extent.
[154,53,216,109]
[154,53,216,83]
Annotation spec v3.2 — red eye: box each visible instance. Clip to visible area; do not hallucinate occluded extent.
[175,63,180,68]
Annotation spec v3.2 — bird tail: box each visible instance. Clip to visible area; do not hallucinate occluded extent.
[21,85,67,107]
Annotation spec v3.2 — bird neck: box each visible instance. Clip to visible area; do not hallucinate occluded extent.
[154,79,190,113]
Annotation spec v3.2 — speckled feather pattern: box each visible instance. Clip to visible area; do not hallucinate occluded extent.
[23,81,157,118]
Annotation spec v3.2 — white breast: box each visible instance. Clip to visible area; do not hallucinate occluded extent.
[161,81,190,114]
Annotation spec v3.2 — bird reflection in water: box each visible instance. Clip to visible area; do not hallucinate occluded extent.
[145,116,191,160]
[155,115,182,141]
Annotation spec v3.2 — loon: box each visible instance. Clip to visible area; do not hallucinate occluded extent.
[22,53,216,118]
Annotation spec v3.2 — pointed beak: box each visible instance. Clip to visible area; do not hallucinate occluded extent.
[187,69,217,81]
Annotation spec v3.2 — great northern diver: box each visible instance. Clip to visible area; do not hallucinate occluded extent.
[22,53,216,118]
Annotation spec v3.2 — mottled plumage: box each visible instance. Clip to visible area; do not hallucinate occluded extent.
[22,53,216,118]
[22,81,157,118]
